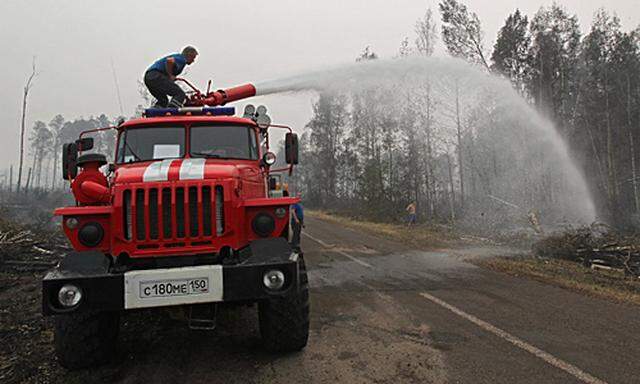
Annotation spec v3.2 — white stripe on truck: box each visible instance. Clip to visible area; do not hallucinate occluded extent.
[179,158,206,180]
[143,159,175,182]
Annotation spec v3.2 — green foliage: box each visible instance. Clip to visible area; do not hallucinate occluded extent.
[415,8,438,57]
[438,0,489,69]
[299,3,640,231]
[528,4,581,126]
[491,9,530,93]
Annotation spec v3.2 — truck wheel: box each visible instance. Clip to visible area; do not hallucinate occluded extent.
[54,311,120,369]
[259,256,310,352]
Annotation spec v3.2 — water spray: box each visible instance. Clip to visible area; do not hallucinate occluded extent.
[247,56,598,224]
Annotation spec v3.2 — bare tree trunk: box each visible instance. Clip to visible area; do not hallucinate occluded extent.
[30,150,37,188]
[9,165,13,193]
[629,131,639,213]
[25,167,32,194]
[36,152,43,188]
[446,152,456,224]
[51,139,61,190]
[423,82,436,221]
[604,69,617,210]
[17,59,37,194]
[455,80,465,210]
[585,123,608,195]
[627,75,639,212]
[44,157,51,191]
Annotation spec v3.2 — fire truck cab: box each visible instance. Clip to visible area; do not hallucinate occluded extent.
[42,103,309,369]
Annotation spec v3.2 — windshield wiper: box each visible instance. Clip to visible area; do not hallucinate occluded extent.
[124,140,142,162]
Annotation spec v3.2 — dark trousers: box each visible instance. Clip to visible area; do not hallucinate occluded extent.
[291,220,302,249]
[144,70,186,108]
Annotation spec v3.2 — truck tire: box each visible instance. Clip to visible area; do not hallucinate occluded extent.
[54,311,120,369]
[259,256,309,352]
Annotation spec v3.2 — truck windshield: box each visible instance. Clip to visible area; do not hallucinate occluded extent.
[117,126,185,163]
[190,125,258,160]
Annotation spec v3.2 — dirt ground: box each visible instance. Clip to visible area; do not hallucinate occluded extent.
[3,213,640,383]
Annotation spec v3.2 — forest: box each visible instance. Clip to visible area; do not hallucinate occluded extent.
[4,1,640,232]
[294,1,640,230]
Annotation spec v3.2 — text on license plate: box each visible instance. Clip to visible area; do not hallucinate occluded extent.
[139,278,209,299]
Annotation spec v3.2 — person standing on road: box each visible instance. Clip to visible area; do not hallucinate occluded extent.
[406,201,417,226]
[144,46,198,108]
[291,198,305,251]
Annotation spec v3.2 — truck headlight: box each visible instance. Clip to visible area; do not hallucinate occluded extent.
[78,222,104,247]
[262,152,276,166]
[263,270,285,290]
[65,217,79,230]
[58,284,83,307]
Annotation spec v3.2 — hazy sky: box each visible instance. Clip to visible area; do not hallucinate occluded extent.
[1,0,638,169]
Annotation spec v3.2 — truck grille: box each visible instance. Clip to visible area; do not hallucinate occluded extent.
[122,184,225,243]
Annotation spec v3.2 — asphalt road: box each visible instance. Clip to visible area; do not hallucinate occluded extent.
[59,215,640,383]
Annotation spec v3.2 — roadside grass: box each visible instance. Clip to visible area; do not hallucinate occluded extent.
[306,210,460,249]
[473,256,640,305]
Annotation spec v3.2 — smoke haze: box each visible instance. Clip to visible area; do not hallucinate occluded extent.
[0,0,638,170]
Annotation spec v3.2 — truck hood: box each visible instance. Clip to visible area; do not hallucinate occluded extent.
[114,158,258,184]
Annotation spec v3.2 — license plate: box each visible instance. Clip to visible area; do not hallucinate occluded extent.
[139,278,209,299]
[124,265,223,309]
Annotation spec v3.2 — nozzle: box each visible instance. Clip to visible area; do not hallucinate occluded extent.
[201,83,256,106]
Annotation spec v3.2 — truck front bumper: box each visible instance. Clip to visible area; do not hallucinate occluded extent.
[42,239,301,315]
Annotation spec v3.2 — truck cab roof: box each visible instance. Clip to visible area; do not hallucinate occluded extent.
[121,115,258,129]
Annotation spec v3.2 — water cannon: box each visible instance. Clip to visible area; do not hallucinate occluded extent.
[61,136,111,205]
[177,78,256,107]
[70,154,110,205]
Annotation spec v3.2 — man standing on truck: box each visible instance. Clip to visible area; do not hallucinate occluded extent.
[144,46,198,108]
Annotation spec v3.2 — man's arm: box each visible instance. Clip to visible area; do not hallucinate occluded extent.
[165,57,176,80]
[293,212,300,224]
[292,207,301,224]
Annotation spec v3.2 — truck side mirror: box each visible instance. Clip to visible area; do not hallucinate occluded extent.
[75,137,94,151]
[62,142,78,180]
[285,133,299,165]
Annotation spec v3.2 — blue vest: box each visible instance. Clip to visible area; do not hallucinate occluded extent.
[292,203,304,222]
[147,53,187,76]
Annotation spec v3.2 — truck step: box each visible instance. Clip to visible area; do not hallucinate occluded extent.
[187,303,217,330]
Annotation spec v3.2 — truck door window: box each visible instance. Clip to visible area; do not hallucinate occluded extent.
[117,126,185,163]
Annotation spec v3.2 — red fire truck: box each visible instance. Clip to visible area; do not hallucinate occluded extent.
[41,82,309,369]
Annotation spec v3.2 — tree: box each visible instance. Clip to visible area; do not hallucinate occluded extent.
[412,11,440,217]
[28,120,52,188]
[528,4,581,128]
[415,8,438,57]
[17,58,37,193]
[305,93,348,206]
[49,115,65,189]
[577,10,621,218]
[95,114,116,160]
[356,46,378,62]
[438,0,490,70]
[491,9,531,94]
[609,28,640,214]
[398,37,412,57]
